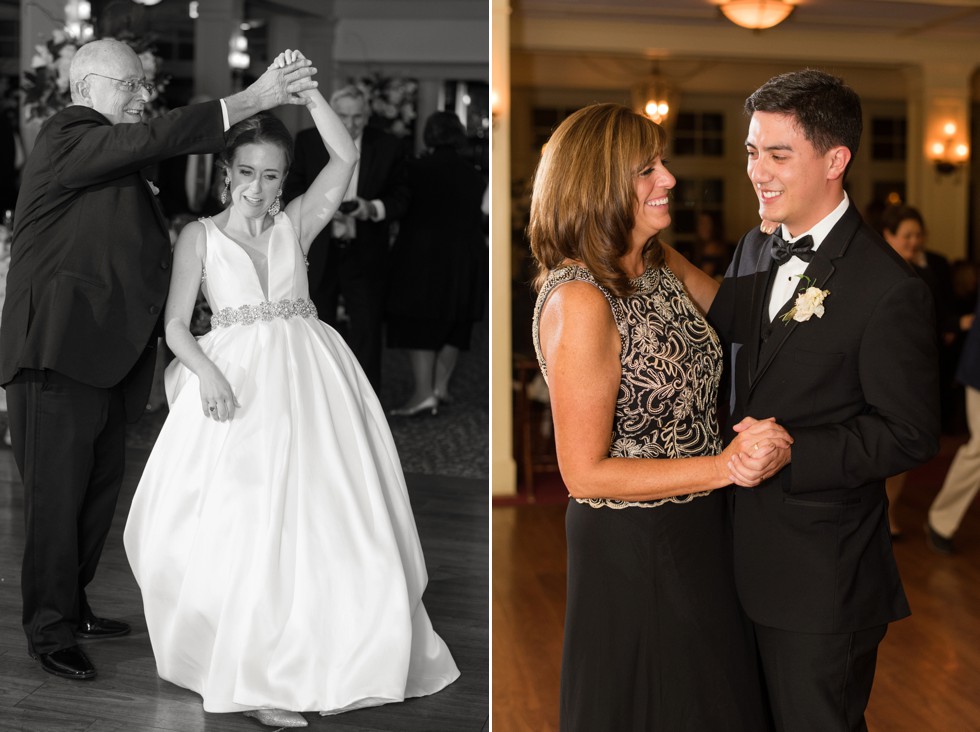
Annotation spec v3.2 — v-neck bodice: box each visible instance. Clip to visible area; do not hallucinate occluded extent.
[201,213,309,313]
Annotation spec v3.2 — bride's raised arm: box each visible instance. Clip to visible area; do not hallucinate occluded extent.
[274,51,359,253]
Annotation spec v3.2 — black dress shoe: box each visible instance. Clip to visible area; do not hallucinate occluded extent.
[924,522,954,555]
[76,616,131,639]
[34,646,96,680]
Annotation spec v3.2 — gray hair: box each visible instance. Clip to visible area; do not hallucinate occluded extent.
[329,85,367,108]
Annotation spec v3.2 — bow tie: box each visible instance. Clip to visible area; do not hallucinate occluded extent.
[771,234,815,265]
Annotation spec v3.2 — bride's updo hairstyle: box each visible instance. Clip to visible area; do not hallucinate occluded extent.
[219,111,295,175]
[528,103,667,298]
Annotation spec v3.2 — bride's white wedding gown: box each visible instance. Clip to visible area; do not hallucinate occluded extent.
[124,213,459,714]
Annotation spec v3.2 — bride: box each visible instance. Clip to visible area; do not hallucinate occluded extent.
[124,50,459,728]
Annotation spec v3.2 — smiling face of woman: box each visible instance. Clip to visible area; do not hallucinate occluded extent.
[631,156,675,248]
[227,142,287,218]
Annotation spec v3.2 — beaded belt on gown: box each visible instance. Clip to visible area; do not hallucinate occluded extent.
[210,298,318,329]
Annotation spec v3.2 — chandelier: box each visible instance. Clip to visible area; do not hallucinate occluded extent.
[632,65,672,126]
[718,0,795,30]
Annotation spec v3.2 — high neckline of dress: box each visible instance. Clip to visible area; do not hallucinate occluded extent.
[629,266,660,293]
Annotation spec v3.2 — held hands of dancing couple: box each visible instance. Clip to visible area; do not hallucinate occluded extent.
[166,48,358,423]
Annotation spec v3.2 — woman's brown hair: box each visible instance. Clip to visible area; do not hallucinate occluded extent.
[528,103,667,297]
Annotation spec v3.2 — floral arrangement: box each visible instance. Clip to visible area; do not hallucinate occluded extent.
[22,27,170,122]
[351,72,418,138]
[782,275,830,324]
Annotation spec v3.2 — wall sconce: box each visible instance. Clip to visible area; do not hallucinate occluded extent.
[930,121,969,176]
[717,0,795,30]
[491,88,500,128]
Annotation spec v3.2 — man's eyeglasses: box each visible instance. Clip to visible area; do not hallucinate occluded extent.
[84,73,154,94]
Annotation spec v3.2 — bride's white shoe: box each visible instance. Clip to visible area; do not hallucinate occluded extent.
[243,709,308,727]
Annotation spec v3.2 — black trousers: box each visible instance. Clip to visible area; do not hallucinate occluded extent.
[309,237,386,391]
[755,621,888,732]
[6,369,126,655]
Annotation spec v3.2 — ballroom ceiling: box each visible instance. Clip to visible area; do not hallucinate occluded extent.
[513,0,980,42]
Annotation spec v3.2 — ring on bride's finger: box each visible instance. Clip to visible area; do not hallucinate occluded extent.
[753,443,759,451]
[208,404,217,412]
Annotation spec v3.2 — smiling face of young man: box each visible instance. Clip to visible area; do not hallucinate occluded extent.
[745,110,849,238]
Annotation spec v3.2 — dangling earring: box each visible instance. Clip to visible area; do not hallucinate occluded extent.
[268,189,283,216]
[220,179,230,205]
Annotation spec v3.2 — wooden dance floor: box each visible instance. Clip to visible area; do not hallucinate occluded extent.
[0,445,489,731]
[493,435,980,731]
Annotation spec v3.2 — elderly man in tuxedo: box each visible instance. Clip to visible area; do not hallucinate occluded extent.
[0,38,317,681]
[284,85,410,390]
[708,69,940,731]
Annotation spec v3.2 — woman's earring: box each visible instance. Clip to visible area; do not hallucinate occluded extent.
[268,189,283,216]
[220,179,230,205]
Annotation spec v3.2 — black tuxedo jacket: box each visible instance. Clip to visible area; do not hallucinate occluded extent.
[284,126,409,279]
[0,102,226,420]
[708,202,940,634]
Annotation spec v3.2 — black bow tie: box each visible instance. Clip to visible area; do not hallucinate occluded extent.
[770,234,815,265]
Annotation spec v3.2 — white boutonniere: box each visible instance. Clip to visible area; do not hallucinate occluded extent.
[781,275,829,324]
[147,180,159,196]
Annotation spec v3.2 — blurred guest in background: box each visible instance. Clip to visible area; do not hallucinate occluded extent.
[926,288,980,555]
[693,211,733,281]
[284,85,410,390]
[385,111,486,417]
[156,96,224,221]
[879,204,957,536]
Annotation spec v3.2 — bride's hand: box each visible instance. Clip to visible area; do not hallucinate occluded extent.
[268,49,308,70]
[198,365,241,422]
[268,50,313,105]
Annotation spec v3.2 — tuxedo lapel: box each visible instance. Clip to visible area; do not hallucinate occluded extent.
[746,236,777,382]
[751,252,835,391]
[141,170,170,235]
[748,206,858,392]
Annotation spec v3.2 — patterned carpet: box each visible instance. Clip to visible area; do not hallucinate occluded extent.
[124,316,489,481]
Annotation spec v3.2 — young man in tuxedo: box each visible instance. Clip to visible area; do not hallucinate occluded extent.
[0,39,317,681]
[284,85,410,390]
[708,69,940,731]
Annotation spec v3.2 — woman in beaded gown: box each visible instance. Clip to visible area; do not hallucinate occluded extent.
[124,52,459,728]
[529,103,790,730]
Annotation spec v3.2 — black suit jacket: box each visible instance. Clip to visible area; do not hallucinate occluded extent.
[709,202,940,634]
[0,102,226,420]
[284,126,409,280]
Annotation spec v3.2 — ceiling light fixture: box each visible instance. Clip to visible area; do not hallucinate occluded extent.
[719,0,795,31]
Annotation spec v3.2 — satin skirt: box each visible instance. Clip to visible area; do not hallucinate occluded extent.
[124,316,459,713]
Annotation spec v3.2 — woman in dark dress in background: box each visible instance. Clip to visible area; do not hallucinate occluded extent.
[385,111,486,416]
[529,103,785,731]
